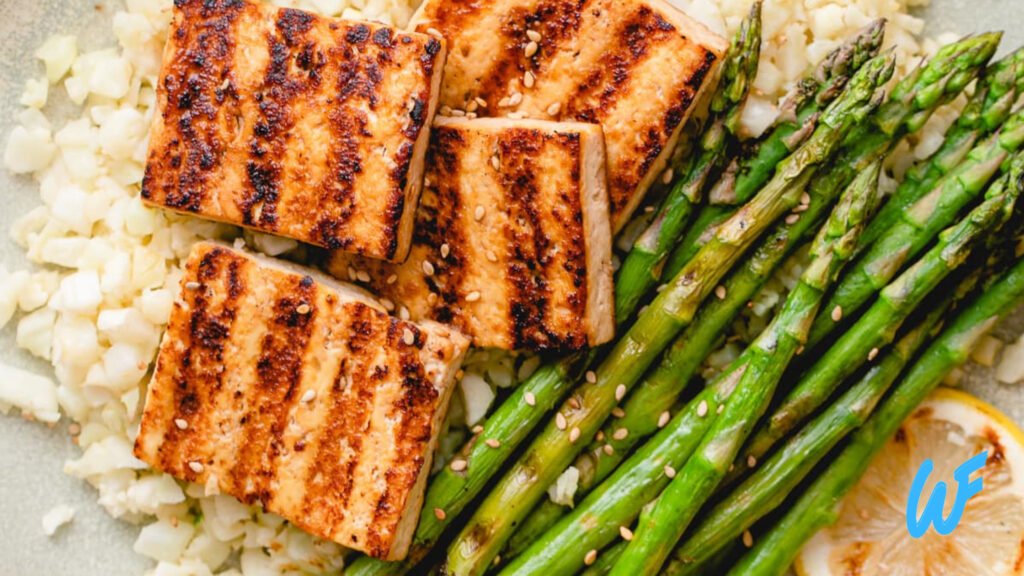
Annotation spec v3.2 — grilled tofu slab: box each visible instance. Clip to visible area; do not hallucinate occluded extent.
[328,117,614,351]
[142,0,447,262]
[134,242,469,560]
[408,0,727,232]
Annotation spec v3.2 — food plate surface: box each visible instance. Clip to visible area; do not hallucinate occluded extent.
[0,0,1021,574]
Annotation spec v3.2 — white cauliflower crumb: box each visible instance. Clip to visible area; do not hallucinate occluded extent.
[0,362,60,423]
[41,504,75,536]
[995,335,1024,385]
[547,466,581,508]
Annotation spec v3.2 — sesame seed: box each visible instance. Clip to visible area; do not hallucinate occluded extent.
[174,418,188,430]
[717,403,725,414]
[450,459,468,472]
[697,400,709,417]
[296,303,311,314]
[466,291,481,302]
[868,347,879,361]
[426,27,443,39]
[466,100,479,112]
[434,508,446,520]
[526,29,542,43]
[556,412,568,430]
[613,427,629,441]
[664,465,677,478]
[421,260,435,276]
[524,71,536,88]
[386,274,398,285]
[467,112,478,119]
[584,549,598,566]
[402,328,415,345]
[742,530,754,548]
[620,526,634,541]
[658,411,671,428]
[301,389,317,403]
[450,108,466,117]
[485,438,501,448]
[603,444,614,455]
[615,384,626,401]
[508,92,523,106]
[441,243,451,258]
[611,407,625,418]
[796,345,806,356]
[546,102,561,116]
[793,203,809,213]
[831,305,843,322]
[380,298,395,311]
[800,192,811,205]
[475,97,488,108]
[569,427,581,443]
[785,213,800,225]
[472,425,484,434]
[715,285,727,300]
[486,250,499,262]
[185,281,200,291]
[585,370,597,384]
[399,306,410,321]
[348,267,358,281]
[747,455,757,468]
[662,168,674,185]
[475,205,486,220]
[595,431,605,442]
[494,555,502,566]
[525,41,539,57]
[188,461,204,474]
[525,392,536,406]
[428,292,439,305]
[498,96,511,107]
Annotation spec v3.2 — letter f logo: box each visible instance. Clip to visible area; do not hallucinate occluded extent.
[906,451,987,538]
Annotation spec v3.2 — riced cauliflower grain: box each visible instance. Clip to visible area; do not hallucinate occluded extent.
[548,465,581,507]
[41,504,76,536]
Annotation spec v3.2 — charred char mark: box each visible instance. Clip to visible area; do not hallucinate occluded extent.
[275,8,314,46]
[312,99,364,249]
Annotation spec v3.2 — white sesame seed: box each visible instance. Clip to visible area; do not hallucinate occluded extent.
[717,403,725,414]
[441,243,451,258]
[498,96,511,108]
[491,154,501,170]
[494,555,502,566]
[434,508,446,520]
[697,400,709,417]
[348,267,358,281]
[556,412,567,430]
[658,411,671,428]
[524,71,536,88]
[615,384,627,401]
[402,328,415,345]
[585,370,597,384]
[450,108,466,117]
[467,112,478,119]
[603,444,614,455]
[662,168,674,185]
[466,100,479,112]
[185,281,201,291]
[664,464,677,478]
[301,389,317,403]
[584,549,598,566]
[747,455,757,468]
[426,27,443,39]
[507,111,528,119]
[188,461,204,474]
[486,250,499,263]
[569,427,581,443]
[620,526,634,541]
[428,292,439,305]
[785,213,800,225]
[386,274,398,285]
[595,431,605,442]
[296,303,311,314]
[466,291,482,302]
[450,459,468,472]
[508,92,523,106]
[800,192,811,205]
[611,408,625,419]
[525,392,536,406]
[568,397,581,410]
[526,29,542,43]
[399,306,410,321]
[486,438,501,448]
[831,305,843,322]
[380,298,395,311]
[525,41,539,57]
[422,260,435,276]
[475,97,488,109]
[475,205,487,220]
[868,347,879,361]
[174,418,188,430]
[357,270,371,283]
[715,285,727,300]
[742,530,754,548]
[613,427,629,441]
[546,102,561,116]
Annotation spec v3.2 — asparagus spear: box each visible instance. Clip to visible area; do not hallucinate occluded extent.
[807,116,1024,348]
[608,160,883,576]
[499,158,887,576]
[739,162,1022,482]
[665,33,1002,277]
[664,19,886,273]
[444,53,894,576]
[859,46,1024,249]
[615,1,763,323]
[730,255,1024,576]
[666,296,951,575]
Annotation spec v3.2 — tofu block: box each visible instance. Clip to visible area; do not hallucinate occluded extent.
[328,117,614,351]
[142,0,447,262]
[134,242,469,560]
[409,0,727,232]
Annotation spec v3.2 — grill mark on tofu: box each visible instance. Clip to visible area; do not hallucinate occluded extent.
[228,275,316,505]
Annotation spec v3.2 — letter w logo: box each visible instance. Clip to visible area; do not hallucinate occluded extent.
[905,451,987,538]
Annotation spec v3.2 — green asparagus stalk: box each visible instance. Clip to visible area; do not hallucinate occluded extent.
[665,295,951,575]
[730,256,1024,576]
[607,160,883,576]
[664,20,886,272]
[614,1,763,323]
[665,32,1001,277]
[444,53,894,576]
[807,116,1024,348]
[858,46,1024,249]
[499,158,887,576]
[738,162,1022,482]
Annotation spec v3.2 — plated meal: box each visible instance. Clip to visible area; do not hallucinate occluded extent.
[2,0,1024,575]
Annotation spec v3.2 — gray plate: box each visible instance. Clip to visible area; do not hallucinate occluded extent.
[0,1,1021,575]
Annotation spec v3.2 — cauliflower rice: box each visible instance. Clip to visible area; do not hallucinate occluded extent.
[0,0,981,573]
